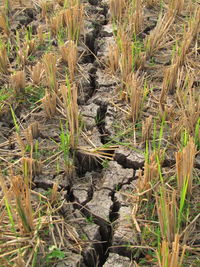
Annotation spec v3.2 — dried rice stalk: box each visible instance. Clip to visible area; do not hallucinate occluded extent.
[107,43,120,74]
[42,91,57,118]
[110,0,126,22]
[142,116,153,142]
[126,72,144,124]
[126,0,143,36]
[155,187,177,244]
[49,12,63,36]
[156,234,186,267]
[22,157,43,179]
[63,4,83,41]
[144,14,174,58]
[175,137,196,195]
[168,0,185,16]
[31,62,44,85]
[60,41,77,81]
[161,63,179,95]
[11,70,26,94]
[61,84,79,148]
[24,122,40,146]
[37,25,44,44]
[0,45,9,74]
[0,10,9,36]
[12,175,34,233]
[118,30,133,81]
[43,53,58,92]
[137,153,159,198]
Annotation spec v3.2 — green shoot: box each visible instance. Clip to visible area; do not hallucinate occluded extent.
[177,177,188,231]
[59,121,71,165]
[10,106,20,133]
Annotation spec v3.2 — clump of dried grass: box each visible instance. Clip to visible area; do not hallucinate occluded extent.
[161,63,179,96]
[162,8,200,95]
[60,40,78,81]
[107,42,120,75]
[155,187,177,244]
[0,173,34,234]
[168,0,185,16]
[61,84,79,148]
[126,0,143,36]
[42,90,57,118]
[126,72,144,125]
[63,4,84,41]
[43,53,58,92]
[110,0,126,22]
[175,74,200,137]
[144,0,160,8]
[11,70,26,94]
[0,45,9,74]
[22,157,43,178]
[24,39,36,57]
[137,152,159,198]
[144,14,174,58]
[175,137,196,196]
[49,12,63,37]
[31,62,44,85]
[142,116,153,143]
[37,25,44,44]
[177,8,200,66]
[156,234,186,267]
[40,0,54,19]
[118,29,133,81]
[24,122,40,146]
[0,10,9,36]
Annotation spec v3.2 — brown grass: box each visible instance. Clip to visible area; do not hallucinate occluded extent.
[126,0,143,36]
[144,14,174,58]
[0,173,34,234]
[156,187,177,244]
[43,53,58,92]
[0,10,9,36]
[175,137,196,196]
[63,4,84,41]
[42,91,57,118]
[49,12,63,37]
[156,234,186,267]
[10,70,26,94]
[60,40,78,81]
[22,157,43,179]
[0,45,9,74]
[24,122,40,147]
[137,152,159,198]
[110,0,126,22]
[177,89,200,137]
[61,84,79,148]
[142,116,153,143]
[168,0,185,16]
[31,62,44,85]
[107,42,120,74]
[118,29,133,81]
[126,72,144,124]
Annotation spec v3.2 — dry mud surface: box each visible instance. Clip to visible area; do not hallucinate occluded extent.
[0,0,200,266]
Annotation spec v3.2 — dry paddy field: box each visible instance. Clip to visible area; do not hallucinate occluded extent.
[0,0,200,266]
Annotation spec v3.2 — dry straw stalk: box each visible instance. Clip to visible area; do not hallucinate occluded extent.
[176,137,196,196]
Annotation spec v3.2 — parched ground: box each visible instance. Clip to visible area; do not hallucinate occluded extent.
[0,0,200,266]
